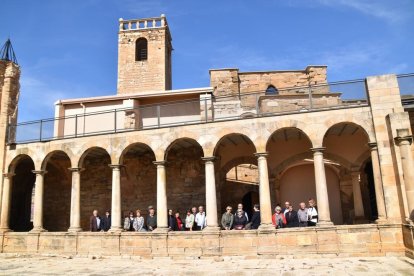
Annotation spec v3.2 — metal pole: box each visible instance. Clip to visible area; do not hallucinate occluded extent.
[204,97,208,123]
[39,120,43,142]
[157,105,161,127]
[75,115,78,138]
[114,109,117,133]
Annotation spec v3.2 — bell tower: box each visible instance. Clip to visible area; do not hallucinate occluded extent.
[117,14,172,94]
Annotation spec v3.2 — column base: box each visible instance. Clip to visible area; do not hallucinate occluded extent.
[0,227,12,233]
[68,227,82,232]
[258,223,275,232]
[375,217,389,224]
[30,227,47,233]
[203,226,220,233]
[108,227,123,233]
[316,221,334,227]
[153,227,169,233]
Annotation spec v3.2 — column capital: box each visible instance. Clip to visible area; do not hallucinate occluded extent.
[201,156,216,162]
[254,152,269,158]
[153,160,167,166]
[108,164,125,170]
[68,167,84,173]
[368,142,378,150]
[394,135,413,146]
[32,170,47,175]
[310,147,326,153]
[350,166,361,174]
[3,172,15,178]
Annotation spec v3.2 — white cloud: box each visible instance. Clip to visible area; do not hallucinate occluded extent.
[313,0,411,24]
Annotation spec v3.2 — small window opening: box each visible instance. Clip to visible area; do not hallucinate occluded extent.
[266,85,278,95]
[135,38,148,61]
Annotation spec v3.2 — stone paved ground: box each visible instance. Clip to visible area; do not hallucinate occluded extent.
[0,255,413,275]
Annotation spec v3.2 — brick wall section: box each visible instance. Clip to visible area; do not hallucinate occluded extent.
[80,154,112,230]
[166,146,205,214]
[121,151,157,217]
[44,157,71,231]
[117,27,172,94]
[210,66,327,98]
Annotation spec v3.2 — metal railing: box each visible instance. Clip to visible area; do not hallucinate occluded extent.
[8,78,370,144]
[397,73,414,95]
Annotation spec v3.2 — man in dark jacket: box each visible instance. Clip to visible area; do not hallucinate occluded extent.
[250,204,261,229]
[100,210,111,231]
[90,210,101,232]
[285,205,299,228]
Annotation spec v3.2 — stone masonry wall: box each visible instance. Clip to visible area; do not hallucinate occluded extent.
[0,224,406,258]
[117,28,171,94]
[166,146,205,215]
[121,151,157,217]
[80,154,112,230]
[44,157,71,231]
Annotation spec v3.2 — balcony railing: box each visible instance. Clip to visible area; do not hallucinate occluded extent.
[8,78,372,144]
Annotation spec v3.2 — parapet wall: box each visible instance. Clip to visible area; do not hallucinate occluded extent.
[0,224,408,258]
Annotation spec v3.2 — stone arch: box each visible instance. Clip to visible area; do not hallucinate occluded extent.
[164,137,205,214]
[316,119,374,147]
[119,142,155,165]
[119,142,157,218]
[41,150,72,231]
[41,150,73,171]
[8,154,33,174]
[164,137,204,160]
[78,146,112,230]
[8,154,35,231]
[78,146,111,168]
[260,120,314,151]
[220,156,258,176]
[213,133,256,158]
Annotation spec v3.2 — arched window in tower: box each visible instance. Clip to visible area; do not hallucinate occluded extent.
[135,38,148,61]
[266,85,278,95]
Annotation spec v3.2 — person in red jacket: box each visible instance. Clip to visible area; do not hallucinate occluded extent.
[175,211,183,231]
[272,206,286,229]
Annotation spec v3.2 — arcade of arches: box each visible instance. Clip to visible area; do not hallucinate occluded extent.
[0,123,387,232]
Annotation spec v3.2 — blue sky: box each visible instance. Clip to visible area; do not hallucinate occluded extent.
[1,0,413,122]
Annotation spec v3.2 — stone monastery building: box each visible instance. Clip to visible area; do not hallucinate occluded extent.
[0,15,414,258]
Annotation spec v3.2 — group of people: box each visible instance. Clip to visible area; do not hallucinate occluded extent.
[89,199,319,232]
[221,199,318,230]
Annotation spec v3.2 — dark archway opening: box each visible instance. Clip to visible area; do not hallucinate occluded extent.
[242,191,259,219]
[10,156,35,232]
[364,161,378,220]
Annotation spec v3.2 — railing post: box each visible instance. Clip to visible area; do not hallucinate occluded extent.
[114,109,117,133]
[204,97,208,123]
[75,114,78,138]
[39,120,43,142]
[157,105,161,127]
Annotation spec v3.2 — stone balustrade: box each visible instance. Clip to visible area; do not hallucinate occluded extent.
[119,14,166,31]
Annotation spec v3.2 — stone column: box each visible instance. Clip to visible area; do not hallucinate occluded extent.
[351,168,365,222]
[0,173,14,232]
[254,153,273,230]
[202,157,219,231]
[109,165,123,232]
[368,142,387,222]
[154,161,168,231]
[311,147,333,226]
[68,168,83,232]
[31,170,47,232]
[395,129,414,222]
